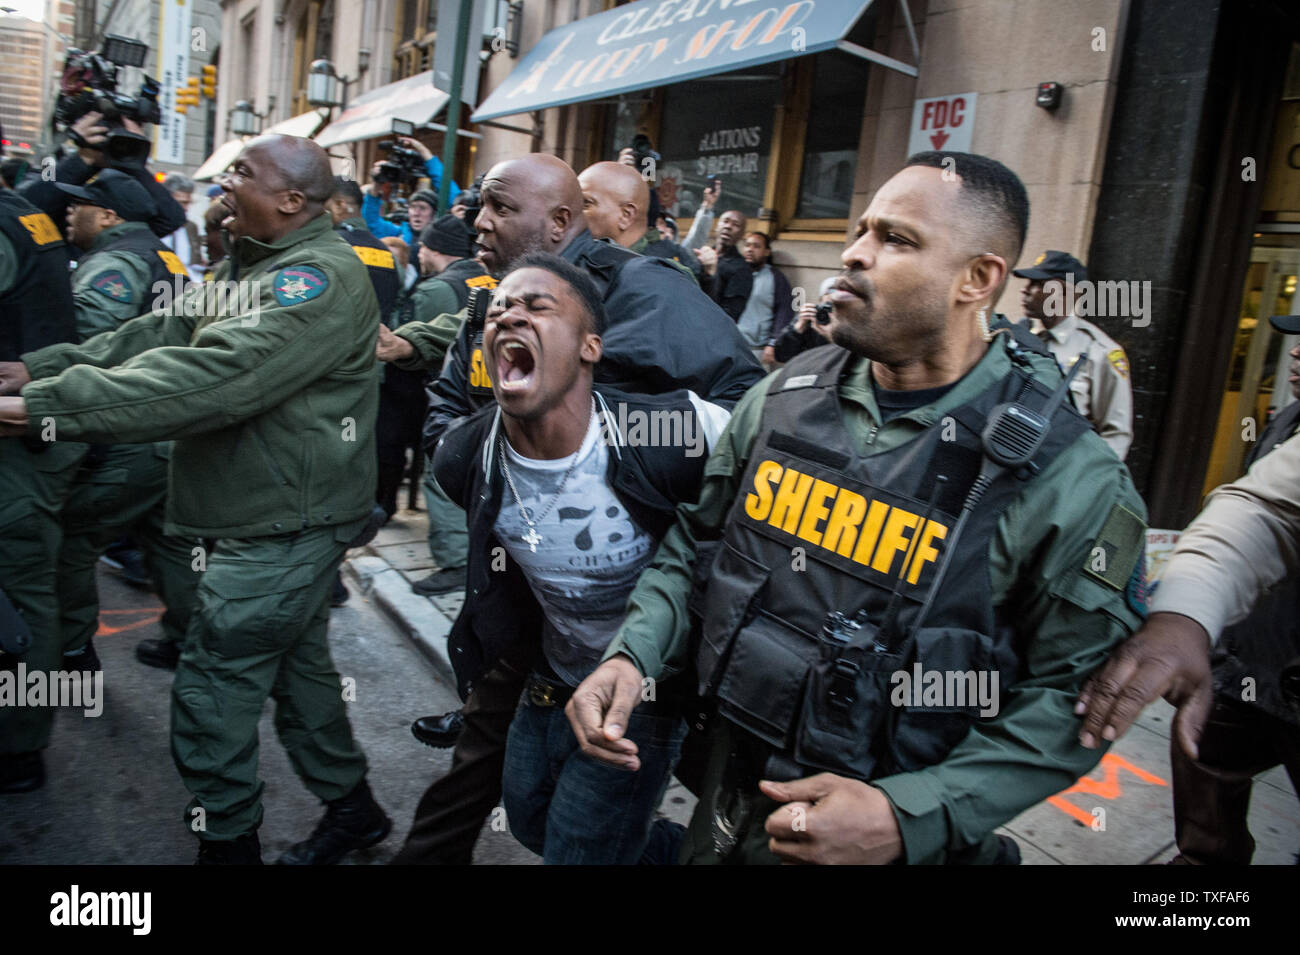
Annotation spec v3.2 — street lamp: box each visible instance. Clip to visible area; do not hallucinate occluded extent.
[307,57,364,111]
[229,100,265,136]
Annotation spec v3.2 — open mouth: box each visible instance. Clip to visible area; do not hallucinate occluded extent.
[220,196,237,228]
[495,339,536,392]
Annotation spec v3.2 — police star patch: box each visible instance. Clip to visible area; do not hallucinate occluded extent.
[90,270,133,303]
[1108,348,1130,379]
[272,266,328,306]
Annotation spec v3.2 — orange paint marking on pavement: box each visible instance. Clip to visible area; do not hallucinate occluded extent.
[1047,752,1168,827]
[96,606,164,636]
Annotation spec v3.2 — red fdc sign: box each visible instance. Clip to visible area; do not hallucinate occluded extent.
[908,92,978,155]
[920,97,967,149]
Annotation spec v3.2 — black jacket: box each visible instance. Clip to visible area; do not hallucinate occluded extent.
[19,152,186,242]
[423,229,761,454]
[432,385,712,698]
[704,245,752,321]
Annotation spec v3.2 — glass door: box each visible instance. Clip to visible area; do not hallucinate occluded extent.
[1200,240,1300,497]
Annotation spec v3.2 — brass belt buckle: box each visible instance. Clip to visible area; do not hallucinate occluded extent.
[529,680,557,707]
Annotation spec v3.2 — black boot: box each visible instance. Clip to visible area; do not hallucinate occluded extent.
[0,751,44,794]
[135,638,181,670]
[62,637,101,672]
[195,831,263,865]
[277,779,391,865]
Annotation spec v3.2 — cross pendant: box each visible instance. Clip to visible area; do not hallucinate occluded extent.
[522,526,542,552]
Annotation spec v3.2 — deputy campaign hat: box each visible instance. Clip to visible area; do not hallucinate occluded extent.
[56,169,157,223]
[1013,249,1088,284]
[420,214,473,258]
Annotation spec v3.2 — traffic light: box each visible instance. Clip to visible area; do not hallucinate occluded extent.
[201,64,217,98]
[175,76,200,114]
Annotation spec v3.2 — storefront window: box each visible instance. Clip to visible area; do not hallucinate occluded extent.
[795,52,869,220]
[656,66,780,220]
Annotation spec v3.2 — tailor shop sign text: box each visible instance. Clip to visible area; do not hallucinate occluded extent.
[504,1,816,103]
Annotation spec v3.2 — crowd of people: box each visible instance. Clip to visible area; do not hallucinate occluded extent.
[0,114,1294,867]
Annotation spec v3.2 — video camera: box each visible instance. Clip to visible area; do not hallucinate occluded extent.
[54,35,161,172]
[456,174,484,227]
[627,133,661,168]
[374,119,425,187]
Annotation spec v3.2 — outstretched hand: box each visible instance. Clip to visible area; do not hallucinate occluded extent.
[1076,611,1214,759]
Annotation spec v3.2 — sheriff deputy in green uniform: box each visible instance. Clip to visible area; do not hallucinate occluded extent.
[53,169,200,673]
[0,169,86,795]
[0,134,390,865]
[567,151,1149,865]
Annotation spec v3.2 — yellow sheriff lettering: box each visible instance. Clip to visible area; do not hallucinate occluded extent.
[742,459,950,585]
[769,469,814,534]
[157,250,189,275]
[870,507,919,576]
[744,460,783,521]
[19,212,60,246]
[353,245,395,270]
[469,347,493,388]
[795,479,838,546]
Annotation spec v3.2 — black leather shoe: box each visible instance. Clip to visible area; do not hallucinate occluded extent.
[411,710,465,748]
[277,779,391,865]
[136,638,180,670]
[195,832,263,865]
[411,567,466,596]
[63,637,101,672]
[0,751,45,794]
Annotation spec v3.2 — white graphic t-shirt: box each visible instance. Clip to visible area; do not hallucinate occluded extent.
[494,411,655,686]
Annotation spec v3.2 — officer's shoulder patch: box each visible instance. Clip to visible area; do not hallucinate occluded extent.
[1107,348,1130,379]
[464,274,497,289]
[89,269,134,303]
[1083,502,1145,591]
[271,265,329,306]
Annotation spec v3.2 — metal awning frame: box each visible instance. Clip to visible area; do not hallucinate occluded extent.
[836,0,920,78]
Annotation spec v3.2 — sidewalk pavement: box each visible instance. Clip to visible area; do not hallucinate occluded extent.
[347,505,1300,865]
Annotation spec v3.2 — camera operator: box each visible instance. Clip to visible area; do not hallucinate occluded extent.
[618,134,661,228]
[362,136,461,245]
[19,111,185,246]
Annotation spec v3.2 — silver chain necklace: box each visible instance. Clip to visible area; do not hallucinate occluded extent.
[498,404,593,552]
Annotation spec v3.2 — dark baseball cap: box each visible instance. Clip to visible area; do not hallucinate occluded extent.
[1013,249,1088,284]
[420,214,473,258]
[56,169,157,223]
[1269,314,1300,334]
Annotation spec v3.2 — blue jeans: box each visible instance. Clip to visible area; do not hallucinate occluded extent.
[502,681,686,864]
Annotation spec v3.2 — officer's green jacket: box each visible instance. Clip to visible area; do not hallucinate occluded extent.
[18,213,380,539]
[71,222,159,341]
[606,333,1147,863]
[391,304,465,371]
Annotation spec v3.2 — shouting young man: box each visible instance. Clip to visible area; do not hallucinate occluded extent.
[430,252,726,863]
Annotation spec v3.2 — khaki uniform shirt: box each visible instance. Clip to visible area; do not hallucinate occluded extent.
[1035,314,1133,460]
[1150,429,1300,643]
